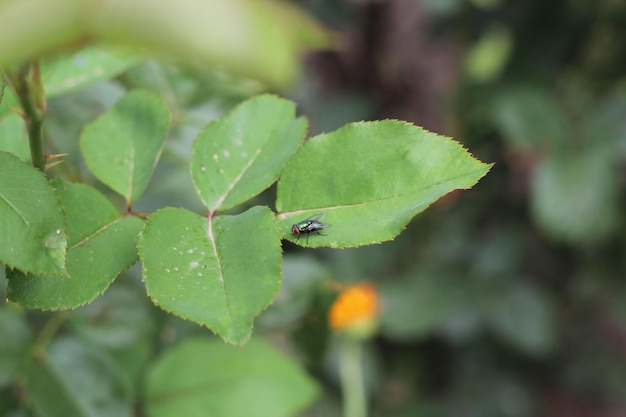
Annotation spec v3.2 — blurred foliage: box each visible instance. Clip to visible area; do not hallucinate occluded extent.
[292,0,626,416]
[2,0,626,416]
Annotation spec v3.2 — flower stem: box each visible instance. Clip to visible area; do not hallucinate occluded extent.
[339,337,367,417]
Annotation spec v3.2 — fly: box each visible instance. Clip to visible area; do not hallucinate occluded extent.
[291,213,331,245]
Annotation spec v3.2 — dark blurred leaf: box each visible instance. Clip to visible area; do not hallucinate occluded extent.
[469,227,524,279]
[492,87,567,150]
[531,147,620,244]
[28,337,132,417]
[482,282,556,356]
[71,281,156,400]
[447,367,537,417]
[380,270,467,340]
[71,283,155,349]
[0,306,31,387]
[257,255,329,330]
[589,91,626,156]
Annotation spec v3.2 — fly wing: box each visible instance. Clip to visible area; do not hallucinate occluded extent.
[308,213,331,229]
[316,221,332,229]
[306,213,324,221]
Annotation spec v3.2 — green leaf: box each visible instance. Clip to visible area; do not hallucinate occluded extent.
[41,46,142,98]
[0,151,67,274]
[0,111,30,161]
[7,180,143,309]
[138,206,282,345]
[531,148,620,244]
[80,90,170,205]
[28,337,132,417]
[191,95,306,212]
[276,121,492,248]
[144,337,319,417]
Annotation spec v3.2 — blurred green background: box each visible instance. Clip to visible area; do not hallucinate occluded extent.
[291,1,626,416]
[2,0,626,416]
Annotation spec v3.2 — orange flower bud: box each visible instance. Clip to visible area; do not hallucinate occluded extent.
[328,282,380,336]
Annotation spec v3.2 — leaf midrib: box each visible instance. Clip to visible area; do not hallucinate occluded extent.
[210,146,263,212]
[0,187,57,254]
[278,166,489,218]
[70,216,125,250]
[206,217,234,325]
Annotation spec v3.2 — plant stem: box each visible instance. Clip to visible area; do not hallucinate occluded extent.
[32,311,68,358]
[339,337,367,417]
[5,63,47,172]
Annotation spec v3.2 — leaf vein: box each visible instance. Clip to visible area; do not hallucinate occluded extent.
[210,147,262,212]
[277,168,487,218]
[127,141,136,204]
[70,217,124,250]
[207,217,234,323]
